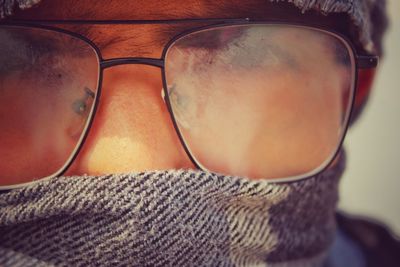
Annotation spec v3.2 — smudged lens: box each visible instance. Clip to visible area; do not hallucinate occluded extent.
[0,26,100,188]
[165,24,355,180]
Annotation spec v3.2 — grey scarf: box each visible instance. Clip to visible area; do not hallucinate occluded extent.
[0,153,345,266]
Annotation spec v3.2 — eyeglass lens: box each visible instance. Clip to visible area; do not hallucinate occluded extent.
[164,24,355,179]
[0,26,99,187]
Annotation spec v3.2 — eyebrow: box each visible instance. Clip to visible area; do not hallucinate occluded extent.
[64,21,240,57]
[63,19,281,57]
[47,1,281,56]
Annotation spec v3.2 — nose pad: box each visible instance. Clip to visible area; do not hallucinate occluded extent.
[161,88,166,103]
[66,65,195,176]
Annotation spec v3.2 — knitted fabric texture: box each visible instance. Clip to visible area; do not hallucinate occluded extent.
[0,0,388,54]
[0,0,39,18]
[0,153,345,266]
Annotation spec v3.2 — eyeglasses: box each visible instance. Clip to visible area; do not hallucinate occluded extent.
[0,18,378,190]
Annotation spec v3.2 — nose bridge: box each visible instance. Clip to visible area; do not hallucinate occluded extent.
[100,57,165,69]
[67,62,195,175]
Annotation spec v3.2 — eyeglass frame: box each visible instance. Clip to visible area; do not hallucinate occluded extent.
[0,18,379,191]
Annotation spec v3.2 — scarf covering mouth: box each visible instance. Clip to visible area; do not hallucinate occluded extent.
[0,0,388,55]
[0,152,345,267]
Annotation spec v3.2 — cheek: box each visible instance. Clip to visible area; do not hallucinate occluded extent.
[171,66,345,178]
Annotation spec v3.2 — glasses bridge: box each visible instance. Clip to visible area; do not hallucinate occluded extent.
[101,58,164,69]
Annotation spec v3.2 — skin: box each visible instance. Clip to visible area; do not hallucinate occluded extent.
[0,0,376,185]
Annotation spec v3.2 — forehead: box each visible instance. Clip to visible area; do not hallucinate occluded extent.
[12,0,347,22]
[8,0,359,57]
[21,0,271,19]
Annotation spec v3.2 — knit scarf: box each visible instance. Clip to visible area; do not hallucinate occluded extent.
[0,152,345,266]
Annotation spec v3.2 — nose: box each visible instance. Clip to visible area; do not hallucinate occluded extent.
[66,64,195,175]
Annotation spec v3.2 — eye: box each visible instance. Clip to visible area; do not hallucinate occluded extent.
[168,84,194,130]
[72,87,95,116]
[169,84,189,110]
[72,99,87,115]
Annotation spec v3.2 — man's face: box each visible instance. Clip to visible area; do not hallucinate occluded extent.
[1,0,354,183]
